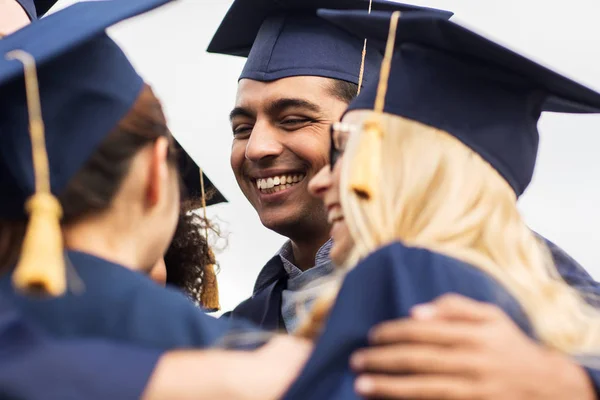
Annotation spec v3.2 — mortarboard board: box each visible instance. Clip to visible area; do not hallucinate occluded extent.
[174,138,227,206]
[317,10,600,197]
[15,0,59,20]
[0,0,180,219]
[0,0,178,296]
[207,0,453,86]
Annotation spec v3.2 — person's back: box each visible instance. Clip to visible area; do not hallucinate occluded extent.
[0,250,242,348]
[0,0,255,349]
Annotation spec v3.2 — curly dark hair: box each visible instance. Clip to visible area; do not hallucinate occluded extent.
[164,197,219,306]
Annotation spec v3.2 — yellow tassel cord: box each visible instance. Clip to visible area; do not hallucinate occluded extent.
[6,50,66,296]
[349,11,401,201]
[198,168,220,311]
[356,0,373,96]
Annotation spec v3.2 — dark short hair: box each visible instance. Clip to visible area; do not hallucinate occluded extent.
[328,79,360,104]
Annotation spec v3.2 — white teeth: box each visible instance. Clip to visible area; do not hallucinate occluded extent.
[255,174,305,193]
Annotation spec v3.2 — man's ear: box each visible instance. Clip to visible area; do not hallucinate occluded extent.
[146,137,170,207]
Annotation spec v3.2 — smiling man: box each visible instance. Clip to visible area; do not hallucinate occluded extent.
[208,0,452,332]
[229,78,348,272]
[210,0,600,334]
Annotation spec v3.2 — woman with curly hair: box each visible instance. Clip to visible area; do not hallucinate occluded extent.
[149,142,226,312]
[163,199,221,311]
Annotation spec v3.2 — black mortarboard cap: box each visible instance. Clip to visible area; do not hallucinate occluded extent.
[174,139,227,206]
[319,10,600,196]
[0,0,177,218]
[207,0,453,85]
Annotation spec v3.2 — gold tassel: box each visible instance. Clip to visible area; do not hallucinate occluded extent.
[200,248,220,312]
[348,11,401,201]
[13,194,65,296]
[6,50,66,297]
[198,167,220,311]
[348,118,384,200]
[356,0,373,95]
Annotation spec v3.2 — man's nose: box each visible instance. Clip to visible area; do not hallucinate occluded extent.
[245,122,284,162]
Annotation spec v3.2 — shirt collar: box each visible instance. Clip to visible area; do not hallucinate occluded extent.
[252,239,333,295]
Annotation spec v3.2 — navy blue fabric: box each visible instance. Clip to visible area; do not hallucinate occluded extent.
[207,0,453,56]
[223,255,288,331]
[239,12,384,85]
[320,10,600,114]
[207,0,452,85]
[543,237,600,307]
[223,235,600,332]
[0,296,160,399]
[318,11,600,196]
[584,367,600,398]
[0,251,259,350]
[283,241,534,399]
[0,0,181,218]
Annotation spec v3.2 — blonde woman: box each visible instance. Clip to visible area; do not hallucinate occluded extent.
[282,10,600,400]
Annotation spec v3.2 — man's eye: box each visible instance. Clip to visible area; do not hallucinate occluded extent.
[280,118,312,128]
[233,125,252,136]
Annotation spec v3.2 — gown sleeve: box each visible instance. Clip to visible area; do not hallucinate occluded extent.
[0,297,161,400]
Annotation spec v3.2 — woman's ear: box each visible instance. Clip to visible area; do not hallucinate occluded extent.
[146,137,170,207]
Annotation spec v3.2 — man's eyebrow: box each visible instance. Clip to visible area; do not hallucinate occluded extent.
[229,98,322,122]
[266,98,322,116]
[229,107,254,122]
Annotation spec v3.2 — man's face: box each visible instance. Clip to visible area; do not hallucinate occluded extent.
[0,0,31,36]
[230,76,348,239]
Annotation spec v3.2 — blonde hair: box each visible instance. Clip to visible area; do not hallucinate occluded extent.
[298,111,600,356]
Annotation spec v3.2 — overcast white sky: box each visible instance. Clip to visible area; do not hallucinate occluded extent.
[51,0,600,313]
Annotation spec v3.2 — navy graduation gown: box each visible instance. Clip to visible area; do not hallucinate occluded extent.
[224,236,600,331]
[583,367,600,397]
[222,255,288,332]
[283,241,534,399]
[0,251,257,350]
[0,295,160,399]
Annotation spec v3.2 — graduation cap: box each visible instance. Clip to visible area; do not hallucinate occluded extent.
[0,0,180,297]
[15,0,59,20]
[317,10,600,198]
[207,0,452,86]
[173,138,226,311]
[174,139,227,206]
